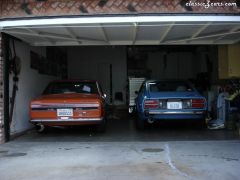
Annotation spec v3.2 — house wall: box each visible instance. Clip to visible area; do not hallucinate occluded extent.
[68,46,127,104]
[0,0,238,19]
[9,41,58,135]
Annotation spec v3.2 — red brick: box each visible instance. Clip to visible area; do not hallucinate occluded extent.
[163,0,171,7]
[51,2,60,9]
[123,0,130,7]
[139,0,148,7]
[172,0,179,7]
[6,4,13,11]
[106,0,114,8]
[59,2,66,9]
[147,0,155,7]
[35,2,44,10]
[89,0,99,8]
[82,0,91,7]
[168,4,175,11]
[67,1,76,8]
[114,0,123,7]
[156,1,162,6]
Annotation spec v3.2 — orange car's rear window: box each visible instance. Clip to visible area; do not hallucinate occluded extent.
[43,82,98,95]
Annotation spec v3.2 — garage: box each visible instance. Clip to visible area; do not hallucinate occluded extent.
[0,0,240,179]
[0,15,239,137]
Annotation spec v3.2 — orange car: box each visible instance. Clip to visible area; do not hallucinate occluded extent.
[30,79,107,132]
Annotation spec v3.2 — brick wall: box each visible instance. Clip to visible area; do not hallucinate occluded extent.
[0,33,4,144]
[0,0,239,19]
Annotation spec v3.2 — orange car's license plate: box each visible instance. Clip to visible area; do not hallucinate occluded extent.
[57,109,73,117]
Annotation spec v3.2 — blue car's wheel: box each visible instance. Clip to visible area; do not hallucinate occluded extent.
[197,118,207,128]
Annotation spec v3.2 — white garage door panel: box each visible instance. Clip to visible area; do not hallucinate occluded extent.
[224,31,240,38]
[71,26,106,41]
[164,25,202,42]
[33,27,69,36]
[137,25,168,41]
[199,24,239,36]
[104,27,133,41]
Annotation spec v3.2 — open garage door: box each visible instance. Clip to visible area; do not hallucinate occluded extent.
[1,15,240,46]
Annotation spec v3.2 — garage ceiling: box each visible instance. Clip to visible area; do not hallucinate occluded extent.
[0,15,240,46]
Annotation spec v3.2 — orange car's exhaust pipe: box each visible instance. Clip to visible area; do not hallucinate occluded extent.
[36,123,45,133]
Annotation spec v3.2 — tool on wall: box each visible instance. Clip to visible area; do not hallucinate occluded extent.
[9,40,21,125]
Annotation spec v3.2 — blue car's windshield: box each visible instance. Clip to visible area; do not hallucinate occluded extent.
[149,81,193,92]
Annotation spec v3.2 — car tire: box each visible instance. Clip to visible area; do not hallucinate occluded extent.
[135,117,146,130]
[96,119,106,133]
[197,119,207,129]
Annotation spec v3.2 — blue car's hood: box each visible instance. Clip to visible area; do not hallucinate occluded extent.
[148,91,203,99]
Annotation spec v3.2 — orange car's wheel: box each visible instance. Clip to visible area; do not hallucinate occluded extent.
[96,119,106,133]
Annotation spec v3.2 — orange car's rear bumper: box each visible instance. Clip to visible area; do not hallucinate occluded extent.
[30,117,104,126]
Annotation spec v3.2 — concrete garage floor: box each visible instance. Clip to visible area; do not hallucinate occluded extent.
[0,108,240,180]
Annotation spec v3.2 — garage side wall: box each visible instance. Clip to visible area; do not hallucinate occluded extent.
[0,34,4,143]
[9,41,59,136]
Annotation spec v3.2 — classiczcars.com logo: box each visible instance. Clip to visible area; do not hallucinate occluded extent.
[185,0,237,9]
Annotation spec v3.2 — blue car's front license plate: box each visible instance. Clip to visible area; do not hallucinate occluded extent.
[167,102,182,109]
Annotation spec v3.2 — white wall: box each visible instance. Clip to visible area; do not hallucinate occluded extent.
[10,41,58,135]
[68,46,127,104]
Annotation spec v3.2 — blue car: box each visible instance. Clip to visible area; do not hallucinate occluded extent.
[135,80,207,129]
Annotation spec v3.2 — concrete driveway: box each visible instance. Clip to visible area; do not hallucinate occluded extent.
[0,140,240,180]
[0,111,240,180]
